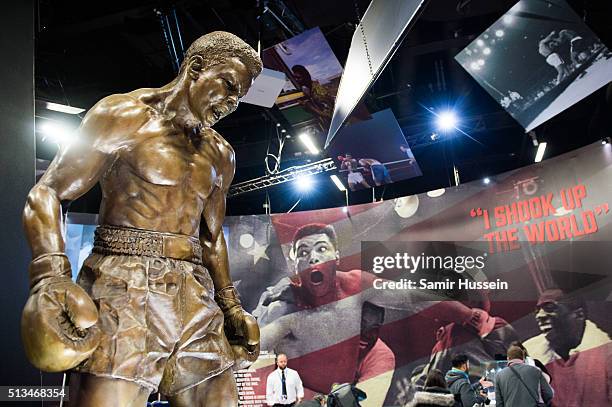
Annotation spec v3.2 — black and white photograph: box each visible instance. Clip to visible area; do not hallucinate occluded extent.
[328,109,422,191]
[455,0,612,132]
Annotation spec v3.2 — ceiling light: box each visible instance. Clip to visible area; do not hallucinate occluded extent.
[535,142,547,162]
[436,111,459,131]
[330,175,346,192]
[38,121,76,145]
[294,174,314,192]
[45,101,85,115]
[299,132,320,154]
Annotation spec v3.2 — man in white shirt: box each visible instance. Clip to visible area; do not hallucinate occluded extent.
[266,353,304,406]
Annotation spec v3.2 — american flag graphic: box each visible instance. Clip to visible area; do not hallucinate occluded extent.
[227,142,612,407]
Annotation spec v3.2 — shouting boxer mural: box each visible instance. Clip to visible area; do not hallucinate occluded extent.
[21,32,262,406]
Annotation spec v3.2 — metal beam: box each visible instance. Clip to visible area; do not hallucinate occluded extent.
[229,158,336,197]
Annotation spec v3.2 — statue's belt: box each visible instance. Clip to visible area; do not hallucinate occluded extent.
[93,225,203,265]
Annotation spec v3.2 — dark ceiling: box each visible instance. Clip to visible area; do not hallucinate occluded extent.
[34,0,612,216]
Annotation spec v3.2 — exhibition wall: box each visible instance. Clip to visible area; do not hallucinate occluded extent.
[226,140,612,406]
[65,141,612,406]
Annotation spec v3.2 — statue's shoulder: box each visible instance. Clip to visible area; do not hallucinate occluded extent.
[203,127,233,149]
[82,93,155,146]
[90,93,151,118]
[202,127,235,163]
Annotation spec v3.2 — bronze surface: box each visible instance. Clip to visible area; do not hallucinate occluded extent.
[22,31,262,406]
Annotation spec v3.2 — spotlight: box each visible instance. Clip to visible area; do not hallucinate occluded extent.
[476,39,485,47]
[299,132,320,154]
[281,129,287,133]
[478,59,485,66]
[483,47,491,55]
[602,137,611,145]
[436,111,459,131]
[495,30,504,37]
[503,15,514,25]
[470,62,481,70]
[295,174,314,191]
[342,206,348,213]
[38,121,75,145]
[535,142,547,162]
[430,133,439,141]
[483,177,491,185]
[330,175,346,192]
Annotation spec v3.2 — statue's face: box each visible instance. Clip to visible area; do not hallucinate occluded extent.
[293,233,338,298]
[188,56,253,127]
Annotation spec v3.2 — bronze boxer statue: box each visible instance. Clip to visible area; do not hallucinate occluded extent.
[22,31,262,406]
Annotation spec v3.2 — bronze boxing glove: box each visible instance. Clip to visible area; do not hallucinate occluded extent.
[215,286,260,370]
[21,253,100,372]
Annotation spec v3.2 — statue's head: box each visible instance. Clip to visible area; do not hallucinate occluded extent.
[179,31,262,127]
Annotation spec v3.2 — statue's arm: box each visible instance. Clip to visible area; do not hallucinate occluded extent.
[200,139,235,290]
[201,139,261,367]
[23,95,144,259]
[20,95,147,372]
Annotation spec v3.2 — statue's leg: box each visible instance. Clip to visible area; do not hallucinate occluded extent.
[70,373,151,407]
[168,369,238,407]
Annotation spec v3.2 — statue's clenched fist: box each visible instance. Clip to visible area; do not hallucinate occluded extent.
[215,286,260,370]
[21,254,100,372]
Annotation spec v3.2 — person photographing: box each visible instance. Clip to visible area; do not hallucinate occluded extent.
[446,354,491,406]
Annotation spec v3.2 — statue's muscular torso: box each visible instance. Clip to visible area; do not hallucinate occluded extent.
[95,89,234,237]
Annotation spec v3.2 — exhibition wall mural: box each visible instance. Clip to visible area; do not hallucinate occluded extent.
[66,141,612,406]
